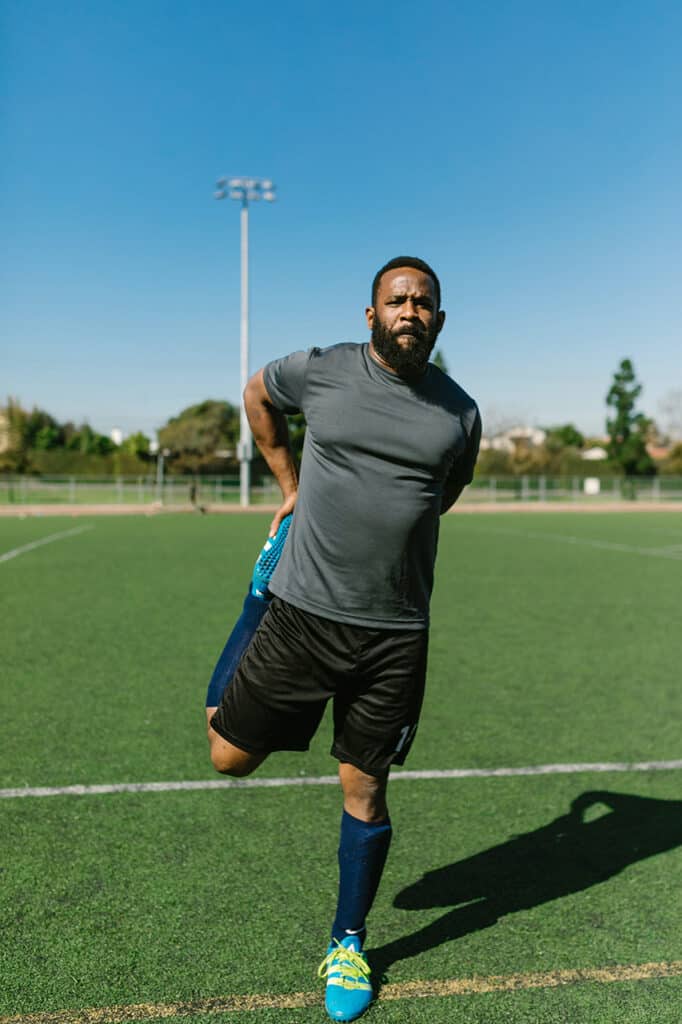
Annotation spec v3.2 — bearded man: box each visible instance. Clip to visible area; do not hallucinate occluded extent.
[204,256,481,1022]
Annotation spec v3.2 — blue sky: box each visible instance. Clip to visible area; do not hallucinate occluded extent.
[2,0,681,438]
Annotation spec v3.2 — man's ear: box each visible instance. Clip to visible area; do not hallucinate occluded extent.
[436,310,446,334]
[365,306,375,330]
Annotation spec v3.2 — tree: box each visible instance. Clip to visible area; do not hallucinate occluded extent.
[432,349,449,374]
[605,359,656,478]
[287,413,307,466]
[158,400,240,472]
[544,424,584,450]
[660,443,682,476]
[65,423,116,455]
[121,431,151,458]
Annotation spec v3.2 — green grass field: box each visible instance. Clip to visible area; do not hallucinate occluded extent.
[1,511,681,1023]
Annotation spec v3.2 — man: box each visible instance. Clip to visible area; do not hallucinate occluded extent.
[205,256,481,1022]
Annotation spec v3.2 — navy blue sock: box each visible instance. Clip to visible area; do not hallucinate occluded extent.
[331,809,393,945]
[205,588,270,707]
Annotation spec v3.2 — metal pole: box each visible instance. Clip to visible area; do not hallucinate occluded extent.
[156,451,164,504]
[214,176,276,509]
[239,199,252,507]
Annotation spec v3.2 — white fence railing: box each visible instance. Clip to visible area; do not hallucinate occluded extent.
[461,475,682,503]
[1,475,681,506]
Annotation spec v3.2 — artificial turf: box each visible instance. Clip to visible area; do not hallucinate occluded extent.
[1,511,681,1021]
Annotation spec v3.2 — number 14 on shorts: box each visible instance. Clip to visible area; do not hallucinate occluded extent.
[394,724,417,754]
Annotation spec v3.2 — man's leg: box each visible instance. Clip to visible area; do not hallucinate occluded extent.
[319,763,391,1022]
[205,589,270,712]
[207,728,267,777]
[204,517,294,777]
[333,763,391,944]
[204,514,293,721]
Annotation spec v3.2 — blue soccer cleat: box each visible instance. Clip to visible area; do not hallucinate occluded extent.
[318,936,373,1022]
[250,514,293,599]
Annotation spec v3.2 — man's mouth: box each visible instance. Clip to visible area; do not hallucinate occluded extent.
[394,328,423,339]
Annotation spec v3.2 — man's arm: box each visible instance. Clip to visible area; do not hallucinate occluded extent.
[243,368,299,535]
[440,409,482,515]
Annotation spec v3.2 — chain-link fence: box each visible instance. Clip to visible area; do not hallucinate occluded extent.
[1,474,681,506]
[0,475,280,506]
[461,475,682,503]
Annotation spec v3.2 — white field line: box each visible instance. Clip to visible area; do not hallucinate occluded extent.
[0,525,93,564]
[2,960,681,1023]
[2,759,682,800]
[466,525,682,561]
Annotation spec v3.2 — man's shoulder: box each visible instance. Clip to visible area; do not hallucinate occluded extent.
[298,342,365,383]
[307,341,363,363]
[424,364,479,419]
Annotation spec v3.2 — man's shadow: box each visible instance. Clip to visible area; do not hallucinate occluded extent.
[370,790,682,983]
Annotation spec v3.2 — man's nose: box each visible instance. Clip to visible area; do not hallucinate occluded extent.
[400,300,419,319]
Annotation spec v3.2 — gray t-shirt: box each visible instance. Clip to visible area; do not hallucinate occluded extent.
[263,342,480,629]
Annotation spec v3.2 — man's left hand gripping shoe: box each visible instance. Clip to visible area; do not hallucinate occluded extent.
[251,514,293,599]
[318,936,372,1022]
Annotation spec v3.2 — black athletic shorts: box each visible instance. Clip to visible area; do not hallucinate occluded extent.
[210,596,428,777]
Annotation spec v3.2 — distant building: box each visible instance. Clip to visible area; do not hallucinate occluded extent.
[110,427,123,446]
[0,410,9,453]
[581,446,608,461]
[646,443,673,462]
[480,426,547,454]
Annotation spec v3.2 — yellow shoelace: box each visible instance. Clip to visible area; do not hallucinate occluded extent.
[318,940,372,989]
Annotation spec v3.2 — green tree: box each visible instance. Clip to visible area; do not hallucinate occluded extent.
[544,423,585,450]
[287,413,307,466]
[660,443,682,475]
[158,400,240,472]
[475,447,513,475]
[33,425,62,450]
[65,423,116,455]
[121,431,151,458]
[432,349,449,374]
[605,359,656,478]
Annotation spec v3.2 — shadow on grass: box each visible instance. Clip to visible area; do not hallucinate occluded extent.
[370,790,682,986]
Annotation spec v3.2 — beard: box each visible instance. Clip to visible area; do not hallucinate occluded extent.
[370,317,437,376]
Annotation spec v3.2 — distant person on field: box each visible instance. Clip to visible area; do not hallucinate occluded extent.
[204,257,481,1022]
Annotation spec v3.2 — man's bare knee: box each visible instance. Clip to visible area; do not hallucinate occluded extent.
[208,727,264,777]
[339,762,388,821]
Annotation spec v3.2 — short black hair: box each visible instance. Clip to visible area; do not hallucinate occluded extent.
[371,256,441,310]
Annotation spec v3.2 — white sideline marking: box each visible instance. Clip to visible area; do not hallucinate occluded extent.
[466,526,682,561]
[0,525,93,564]
[2,760,682,800]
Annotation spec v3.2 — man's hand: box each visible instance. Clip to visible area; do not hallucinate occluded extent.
[270,491,297,537]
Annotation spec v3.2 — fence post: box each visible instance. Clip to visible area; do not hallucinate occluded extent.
[521,475,529,501]
[69,477,76,503]
[490,477,496,503]
[572,476,579,500]
[539,475,546,502]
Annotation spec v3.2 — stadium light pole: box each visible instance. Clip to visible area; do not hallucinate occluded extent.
[214,176,276,507]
